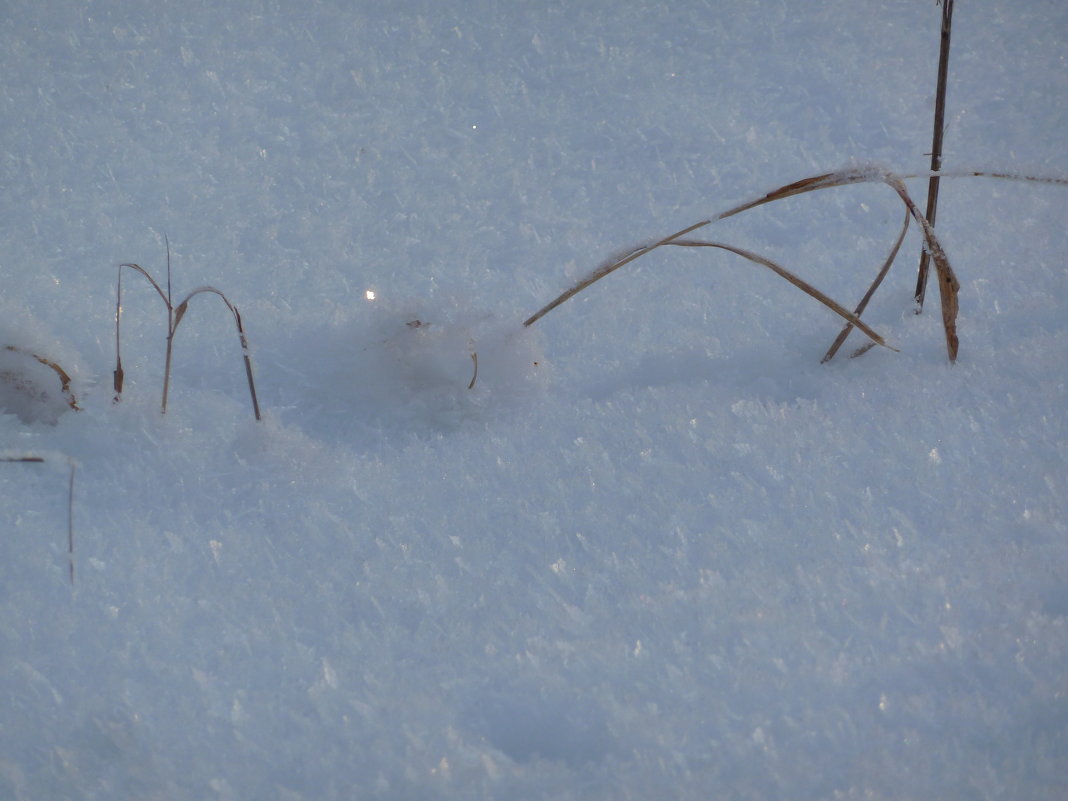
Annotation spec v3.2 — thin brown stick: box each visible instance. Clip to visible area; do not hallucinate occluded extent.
[915,0,955,309]
[822,207,910,363]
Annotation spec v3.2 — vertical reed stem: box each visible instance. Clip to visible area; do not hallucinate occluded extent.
[914,0,955,309]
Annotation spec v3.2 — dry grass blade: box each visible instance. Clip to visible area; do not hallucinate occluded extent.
[663,239,893,351]
[714,170,874,220]
[746,167,960,360]
[168,286,262,420]
[883,174,959,360]
[522,218,714,327]
[468,352,479,390]
[1,453,76,585]
[2,345,80,411]
[822,207,911,362]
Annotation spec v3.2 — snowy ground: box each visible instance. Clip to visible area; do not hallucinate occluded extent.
[2,1,1067,798]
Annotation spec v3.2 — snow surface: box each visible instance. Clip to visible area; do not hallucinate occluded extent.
[2,0,1067,798]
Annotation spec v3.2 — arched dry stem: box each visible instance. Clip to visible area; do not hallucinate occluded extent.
[166,286,261,421]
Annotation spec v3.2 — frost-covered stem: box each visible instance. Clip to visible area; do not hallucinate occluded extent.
[915,0,954,309]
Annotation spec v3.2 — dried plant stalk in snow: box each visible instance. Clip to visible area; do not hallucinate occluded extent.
[525,166,1065,364]
[113,243,261,420]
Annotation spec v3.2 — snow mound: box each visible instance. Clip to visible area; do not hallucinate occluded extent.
[259,293,550,443]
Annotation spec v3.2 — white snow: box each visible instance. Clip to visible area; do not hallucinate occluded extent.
[2,1,1067,799]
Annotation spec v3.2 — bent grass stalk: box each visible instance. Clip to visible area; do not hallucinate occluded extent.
[1,453,76,585]
[169,287,261,420]
[524,167,1067,363]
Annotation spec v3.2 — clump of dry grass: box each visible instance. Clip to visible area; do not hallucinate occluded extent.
[1,344,80,419]
[526,2,1068,367]
[114,240,261,420]
[1,452,76,585]
[524,166,1067,364]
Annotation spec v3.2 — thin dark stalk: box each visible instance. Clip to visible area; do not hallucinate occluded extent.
[115,262,172,403]
[915,0,955,309]
[822,207,910,362]
[168,287,262,420]
[2,454,76,586]
[468,352,479,390]
[67,462,75,586]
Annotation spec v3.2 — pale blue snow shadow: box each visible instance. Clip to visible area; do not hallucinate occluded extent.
[460,682,615,767]
[255,298,547,443]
